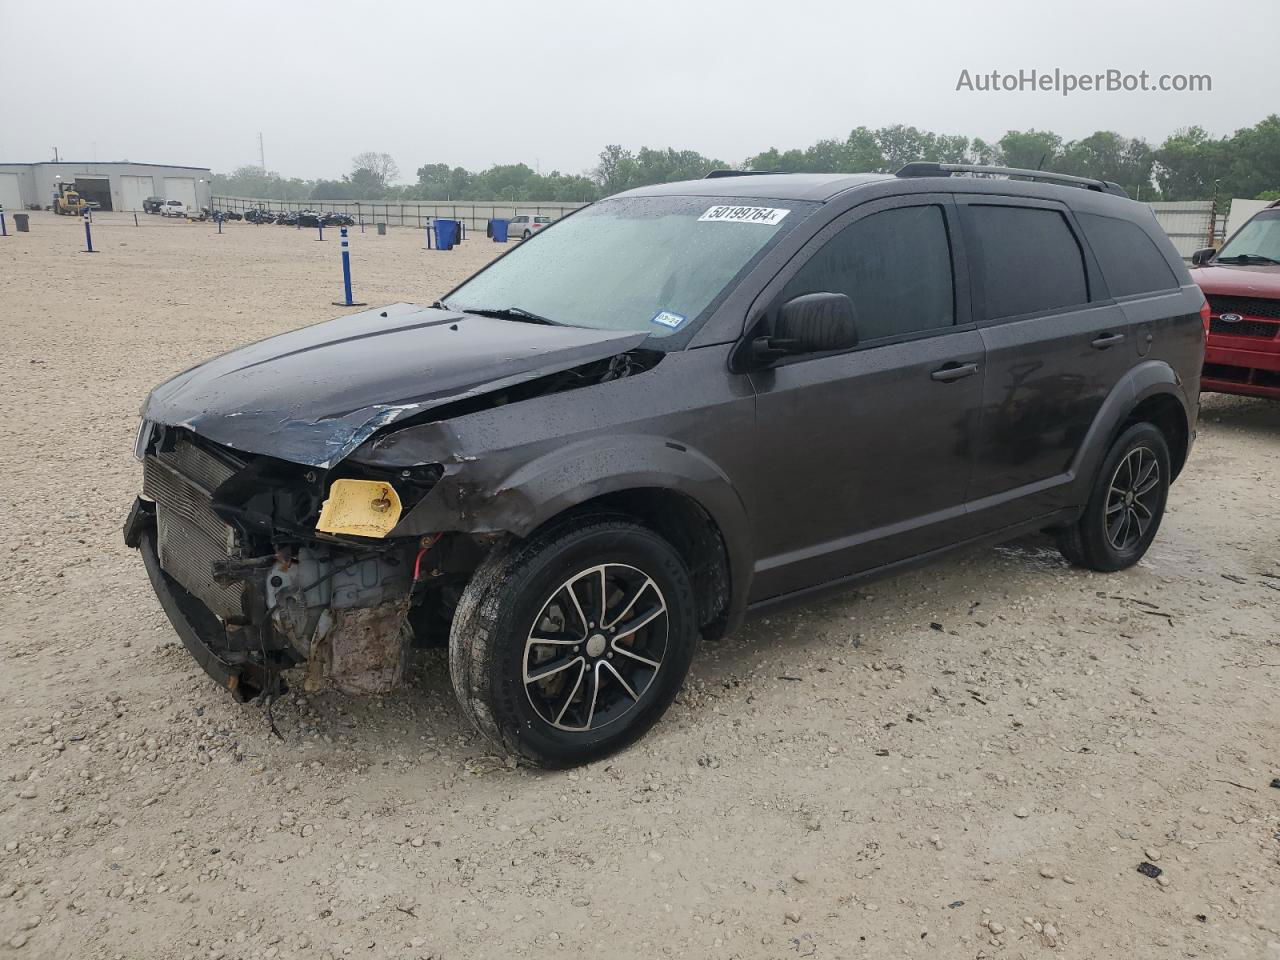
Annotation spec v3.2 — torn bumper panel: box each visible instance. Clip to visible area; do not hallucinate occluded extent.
[131,511,270,702]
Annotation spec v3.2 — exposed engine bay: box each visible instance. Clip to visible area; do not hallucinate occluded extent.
[125,337,664,702]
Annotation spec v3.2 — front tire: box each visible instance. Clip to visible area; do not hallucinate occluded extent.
[1057,422,1170,572]
[449,518,697,768]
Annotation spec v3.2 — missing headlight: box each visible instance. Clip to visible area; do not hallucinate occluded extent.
[133,419,155,462]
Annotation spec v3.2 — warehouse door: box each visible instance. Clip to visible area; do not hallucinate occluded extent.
[74,177,112,211]
[0,173,20,214]
[120,175,155,212]
[162,177,197,209]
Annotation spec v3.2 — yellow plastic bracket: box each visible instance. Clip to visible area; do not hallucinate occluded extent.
[315,479,403,538]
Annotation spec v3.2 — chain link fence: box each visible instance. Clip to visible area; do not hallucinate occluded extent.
[215,193,1260,259]
[212,196,586,233]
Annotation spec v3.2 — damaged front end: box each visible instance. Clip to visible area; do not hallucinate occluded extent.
[125,424,447,699]
[124,305,665,702]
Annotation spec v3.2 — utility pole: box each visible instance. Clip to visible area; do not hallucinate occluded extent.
[258,132,266,171]
[52,146,59,162]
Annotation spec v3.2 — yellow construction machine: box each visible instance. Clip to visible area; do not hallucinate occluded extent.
[53,184,88,216]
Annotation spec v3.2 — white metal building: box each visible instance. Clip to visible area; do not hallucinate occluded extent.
[0,161,212,213]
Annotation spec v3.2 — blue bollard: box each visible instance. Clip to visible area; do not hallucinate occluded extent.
[217,213,223,235]
[0,204,6,237]
[317,220,324,242]
[331,227,367,307]
[82,212,96,253]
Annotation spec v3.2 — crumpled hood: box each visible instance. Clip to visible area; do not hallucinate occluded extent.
[143,302,648,468]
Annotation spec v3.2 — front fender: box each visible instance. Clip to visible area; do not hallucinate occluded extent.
[377,427,755,625]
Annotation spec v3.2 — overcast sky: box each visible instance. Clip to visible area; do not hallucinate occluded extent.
[1,0,1275,180]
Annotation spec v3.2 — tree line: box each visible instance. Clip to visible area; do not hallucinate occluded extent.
[211,115,1280,205]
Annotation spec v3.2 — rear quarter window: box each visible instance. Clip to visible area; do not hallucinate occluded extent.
[964,205,1089,320]
[1076,212,1180,298]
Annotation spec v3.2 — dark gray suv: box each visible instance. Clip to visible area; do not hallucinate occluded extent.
[125,163,1205,767]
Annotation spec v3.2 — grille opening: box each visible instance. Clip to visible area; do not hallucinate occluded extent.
[1209,317,1279,339]
[1202,362,1251,383]
[1207,295,1280,321]
[143,435,245,620]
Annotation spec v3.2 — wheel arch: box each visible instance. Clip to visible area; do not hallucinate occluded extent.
[394,435,755,637]
[1071,361,1195,492]
[1123,392,1190,480]
[531,486,737,641]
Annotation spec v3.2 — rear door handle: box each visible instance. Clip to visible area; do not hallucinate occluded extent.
[1091,332,1126,349]
[930,361,980,382]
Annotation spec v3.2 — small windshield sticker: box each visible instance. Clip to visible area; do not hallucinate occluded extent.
[650,310,687,330]
[698,205,790,226]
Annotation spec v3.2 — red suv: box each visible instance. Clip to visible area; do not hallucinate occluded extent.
[1192,200,1280,399]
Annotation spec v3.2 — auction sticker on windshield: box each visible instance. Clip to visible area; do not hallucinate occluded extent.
[698,205,790,225]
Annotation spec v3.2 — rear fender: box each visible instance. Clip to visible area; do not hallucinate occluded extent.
[1069,360,1193,497]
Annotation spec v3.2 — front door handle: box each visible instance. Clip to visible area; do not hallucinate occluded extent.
[930,361,980,382]
[1091,332,1126,349]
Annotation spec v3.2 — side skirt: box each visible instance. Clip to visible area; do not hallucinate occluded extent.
[745,507,1078,617]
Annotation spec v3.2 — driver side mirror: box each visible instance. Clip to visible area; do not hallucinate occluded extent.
[1190,247,1216,266]
[750,292,859,366]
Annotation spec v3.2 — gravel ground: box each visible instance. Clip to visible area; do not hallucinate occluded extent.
[0,211,1277,960]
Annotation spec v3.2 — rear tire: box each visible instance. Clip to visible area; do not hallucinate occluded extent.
[449,518,697,768]
[1056,422,1170,572]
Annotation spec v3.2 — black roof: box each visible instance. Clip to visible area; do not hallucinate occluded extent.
[618,173,891,202]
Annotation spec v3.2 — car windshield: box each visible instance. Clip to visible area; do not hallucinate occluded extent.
[446,195,813,340]
[1217,210,1280,262]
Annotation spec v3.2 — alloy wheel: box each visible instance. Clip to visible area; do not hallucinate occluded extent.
[523,563,668,731]
[1104,445,1160,552]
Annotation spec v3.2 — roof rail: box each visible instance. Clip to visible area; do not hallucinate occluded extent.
[895,161,1129,198]
[703,169,777,179]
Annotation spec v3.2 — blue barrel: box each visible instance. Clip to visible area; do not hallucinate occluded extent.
[432,218,458,250]
[491,218,509,243]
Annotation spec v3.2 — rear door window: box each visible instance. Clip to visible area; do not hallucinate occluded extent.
[781,204,955,342]
[964,205,1088,320]
[1076,212,1180,298]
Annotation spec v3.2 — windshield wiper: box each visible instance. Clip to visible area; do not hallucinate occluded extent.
[1216,253,1280,265]
[455,306,561,326]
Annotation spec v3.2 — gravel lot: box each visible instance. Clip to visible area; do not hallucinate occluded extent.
[0,211,1277,959]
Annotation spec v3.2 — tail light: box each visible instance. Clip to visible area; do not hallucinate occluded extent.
[1200,299,1211,337]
